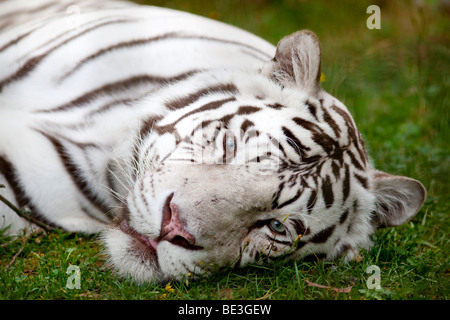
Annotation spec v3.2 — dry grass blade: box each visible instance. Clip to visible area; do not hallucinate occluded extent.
[255,288,279,300]
[305,280,353,293]
[4,234,30,272]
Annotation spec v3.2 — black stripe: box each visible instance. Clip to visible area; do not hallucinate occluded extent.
[239,48,268,62]
[269,237,291,246]
[353,172,369,189]
[0,18,133,91]
[346,149,364,171]
[60,33,271,80]
[139,178,150,210]
[240,119,254,139]
[271,181,285,209]
[296,240,307,250]
[354,135,368,166]
[269,136,288,159]
[309,225,335,244]
[291,219,306,235]
[276,189,302,209]
[248,219,271,234]
[216,113,234,127]
[175,96,235,124]
[189,120,213,137]
[37,71,199,113]
[0,1,55,22]
[321,175,334,209]
[330,104,359,144]
[34,15,131,55]
[329,105,367,166]
[0,156,56,228]
[331,161,340,180]
[306,189,317,212]
[155,97,236,134]
[321,106,341,139]
[85,97,137,118]
[339,208,349,224]
[266,103,285,110]
[342,164,351,203]
[60,32,179,81]
[38,132,111,215]
[114,33,271,74]
[305,100,318,121]
[292,117,338,154]
[236,106,261,115]
[165,83,238,110]
[281,126,310,158]
[0,54,44,92]
[139,115,164,139]
[0,27,37,52]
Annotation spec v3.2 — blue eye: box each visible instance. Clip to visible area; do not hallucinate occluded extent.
[269,219,285,233]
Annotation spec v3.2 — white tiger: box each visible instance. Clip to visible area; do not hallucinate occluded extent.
[0,0,426,283]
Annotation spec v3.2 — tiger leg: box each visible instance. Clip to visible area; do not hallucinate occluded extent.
[0,173,37,235]
[0,127,108,235]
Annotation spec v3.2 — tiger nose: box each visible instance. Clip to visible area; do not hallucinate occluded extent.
[158,193,197,248]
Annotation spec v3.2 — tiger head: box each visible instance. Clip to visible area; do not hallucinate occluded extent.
[102,31,426,283]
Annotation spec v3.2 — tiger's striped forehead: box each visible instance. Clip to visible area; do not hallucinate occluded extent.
[140,70,367,173]
[134,70,371,229]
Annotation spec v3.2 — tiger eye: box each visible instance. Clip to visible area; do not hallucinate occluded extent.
[270,219,285,233]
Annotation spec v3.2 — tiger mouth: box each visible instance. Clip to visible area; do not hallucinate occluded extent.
[118,218,159,255]
[117,193,203,253]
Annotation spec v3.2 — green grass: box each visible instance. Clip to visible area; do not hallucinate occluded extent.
[1,0,448,300]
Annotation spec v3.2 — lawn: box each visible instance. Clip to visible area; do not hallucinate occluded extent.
[0,0,448,300]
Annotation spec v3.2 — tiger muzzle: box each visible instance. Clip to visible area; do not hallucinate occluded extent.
[157,192,203,250]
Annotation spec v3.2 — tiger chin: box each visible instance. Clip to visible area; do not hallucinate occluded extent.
[0,0,425,284]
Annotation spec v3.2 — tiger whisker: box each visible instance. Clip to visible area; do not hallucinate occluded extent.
[101,183,127,205]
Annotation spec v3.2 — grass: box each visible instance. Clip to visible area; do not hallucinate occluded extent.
[0,0,448,300]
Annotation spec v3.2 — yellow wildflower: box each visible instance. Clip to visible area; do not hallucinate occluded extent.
[165,283,175,293]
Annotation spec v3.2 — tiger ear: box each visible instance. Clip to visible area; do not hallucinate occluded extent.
[262,30,321,97]
[371,170,426,228]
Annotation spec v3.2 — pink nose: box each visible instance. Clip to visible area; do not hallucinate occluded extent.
[158,193,198,249]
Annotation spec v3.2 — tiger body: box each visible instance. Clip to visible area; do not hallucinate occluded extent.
[0,0,273,233]
[0,0,425,283]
